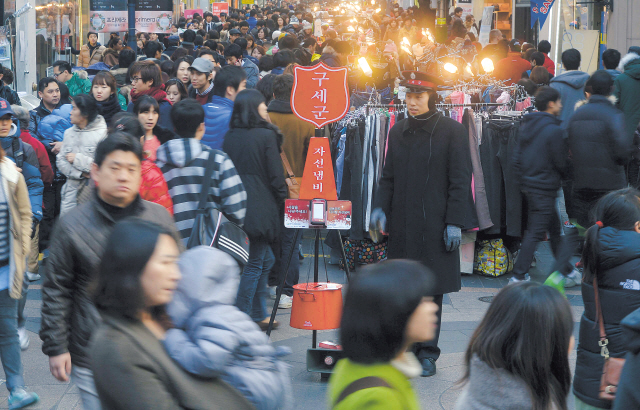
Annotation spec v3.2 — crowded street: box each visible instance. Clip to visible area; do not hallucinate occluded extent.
[0,0,636,408]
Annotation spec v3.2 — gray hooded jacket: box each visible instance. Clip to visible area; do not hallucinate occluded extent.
[164,246,292,410]
[550,70,591,125]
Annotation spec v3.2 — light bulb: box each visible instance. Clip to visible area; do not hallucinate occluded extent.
[347,26,355,32]
[341,8,345,13]
[355,5,361,11]
[444,63,458,73]
[371,0,375,4]
[401,45,412,55]
[402,37,410,47]
[375,8,381,12]
[358,57,373,77]
[481,58,494,73]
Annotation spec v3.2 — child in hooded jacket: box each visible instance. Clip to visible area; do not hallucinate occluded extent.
[164,246,292,410]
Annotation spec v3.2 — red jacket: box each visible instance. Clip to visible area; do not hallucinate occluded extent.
[139,136,173,215]
[20,130,53,185]
[543,53,555,76]
[494,52,532,85]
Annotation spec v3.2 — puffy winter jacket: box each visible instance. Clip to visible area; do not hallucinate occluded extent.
[0,84,21,106]
[242,59,259,89]
[567,95,631,191]
[1,130,44,221]
[28,101,53,141]
[574,227,640,408]
[156,138,247,243]
[164,246,291,410]
[202,96,233,150]
[20,130,53,185]
[223,126,287,243]
[614,53,640,140]
[140,136,172,215]
[65,71,92,97]
[513,112,568,194]
[57,115,107,214]
[40,195,180,369]
[612,307,640,409]
[549,70,590,125]
[77,43,106,68]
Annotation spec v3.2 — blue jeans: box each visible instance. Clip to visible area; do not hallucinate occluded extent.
[236,240,275,322]
[0,288,24,391]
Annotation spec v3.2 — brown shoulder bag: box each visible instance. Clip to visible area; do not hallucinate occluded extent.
[594,277,625,400]
[281,151,301,199]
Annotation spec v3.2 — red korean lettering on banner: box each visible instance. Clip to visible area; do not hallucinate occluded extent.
[298,137,337,200]
[291,62,350,128]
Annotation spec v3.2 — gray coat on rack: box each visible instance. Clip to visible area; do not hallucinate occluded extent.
[374,111,474,295]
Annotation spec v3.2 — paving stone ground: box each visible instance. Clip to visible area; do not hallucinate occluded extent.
[0,231,582,409]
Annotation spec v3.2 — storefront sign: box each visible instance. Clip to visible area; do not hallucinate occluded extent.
[136,0,173,33]
[90,0,128,32]
[478,6,494,46]
[531,0,555,28]
[291,63,350,128]
[184,9,203,19]
[211,2,229,15]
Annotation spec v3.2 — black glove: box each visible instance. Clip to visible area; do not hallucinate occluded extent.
[31,219,38,239]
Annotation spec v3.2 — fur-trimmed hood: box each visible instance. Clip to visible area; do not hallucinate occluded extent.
[575,94,617,110]
[618,52,640,71]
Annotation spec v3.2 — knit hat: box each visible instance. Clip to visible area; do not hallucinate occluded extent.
[303,21,312,30]
[290,16,299,25]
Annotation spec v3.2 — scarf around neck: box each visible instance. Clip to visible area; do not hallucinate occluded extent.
[130,85,169,105]
[95,94,122,123]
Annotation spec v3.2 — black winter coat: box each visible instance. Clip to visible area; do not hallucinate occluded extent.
[513,112,568,194]
[567,95,632,191]
[223,126,287,243]
[374,113,473,295]
[0,84,21,106]
[612,307,640,410]
[574,227,640,408]
[40,195,181,368]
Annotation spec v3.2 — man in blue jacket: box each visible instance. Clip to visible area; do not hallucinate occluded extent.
[549,49,590,126]
[201,66,246,150]
[224,44,259,89]
[511,86,580,292]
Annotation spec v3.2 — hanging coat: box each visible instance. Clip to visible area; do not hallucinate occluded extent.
[374,113,473,295]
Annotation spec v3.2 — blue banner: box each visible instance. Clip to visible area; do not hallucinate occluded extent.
[531,0,555,29]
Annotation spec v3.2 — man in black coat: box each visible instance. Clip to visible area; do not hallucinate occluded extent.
[567,70,632,228]
[40,133,180,409]
[371,71,473,377]
[511,86,580,291]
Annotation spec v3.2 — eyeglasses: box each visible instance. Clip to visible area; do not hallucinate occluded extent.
[131,77,142,84]
[53,72,59,78]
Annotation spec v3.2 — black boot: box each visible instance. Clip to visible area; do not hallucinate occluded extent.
[420,357,436,377]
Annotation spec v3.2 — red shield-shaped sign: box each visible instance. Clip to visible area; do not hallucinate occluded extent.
[291,62,350,128]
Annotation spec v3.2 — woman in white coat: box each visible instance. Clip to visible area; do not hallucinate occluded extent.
[57,94,107,215]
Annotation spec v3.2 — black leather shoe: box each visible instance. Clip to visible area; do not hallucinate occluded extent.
[420,358,437,377]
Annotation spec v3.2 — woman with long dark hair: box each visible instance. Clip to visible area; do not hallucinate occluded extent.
[222,89,287,330]
[171,57,192,88]
[328,260,438,409]
[164,78,188,105]
[456,282,574,410]
[91,219,252,409]
[574,188,640,409]
[90,71,124,126]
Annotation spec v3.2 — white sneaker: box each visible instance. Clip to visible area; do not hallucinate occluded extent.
[17,327,29,351]
[278,295,293,309]
[25,272,41,282]
[508,274,530,284]
[564,268,582,288]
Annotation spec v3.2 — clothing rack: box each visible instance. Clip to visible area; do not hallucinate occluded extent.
[435,103,512,108]
[365,103,406,115]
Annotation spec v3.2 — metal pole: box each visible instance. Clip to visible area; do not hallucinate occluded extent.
[312,229,320,348]
[128,0,137,53]
[337,233,351,283]
[266,229,301,336]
